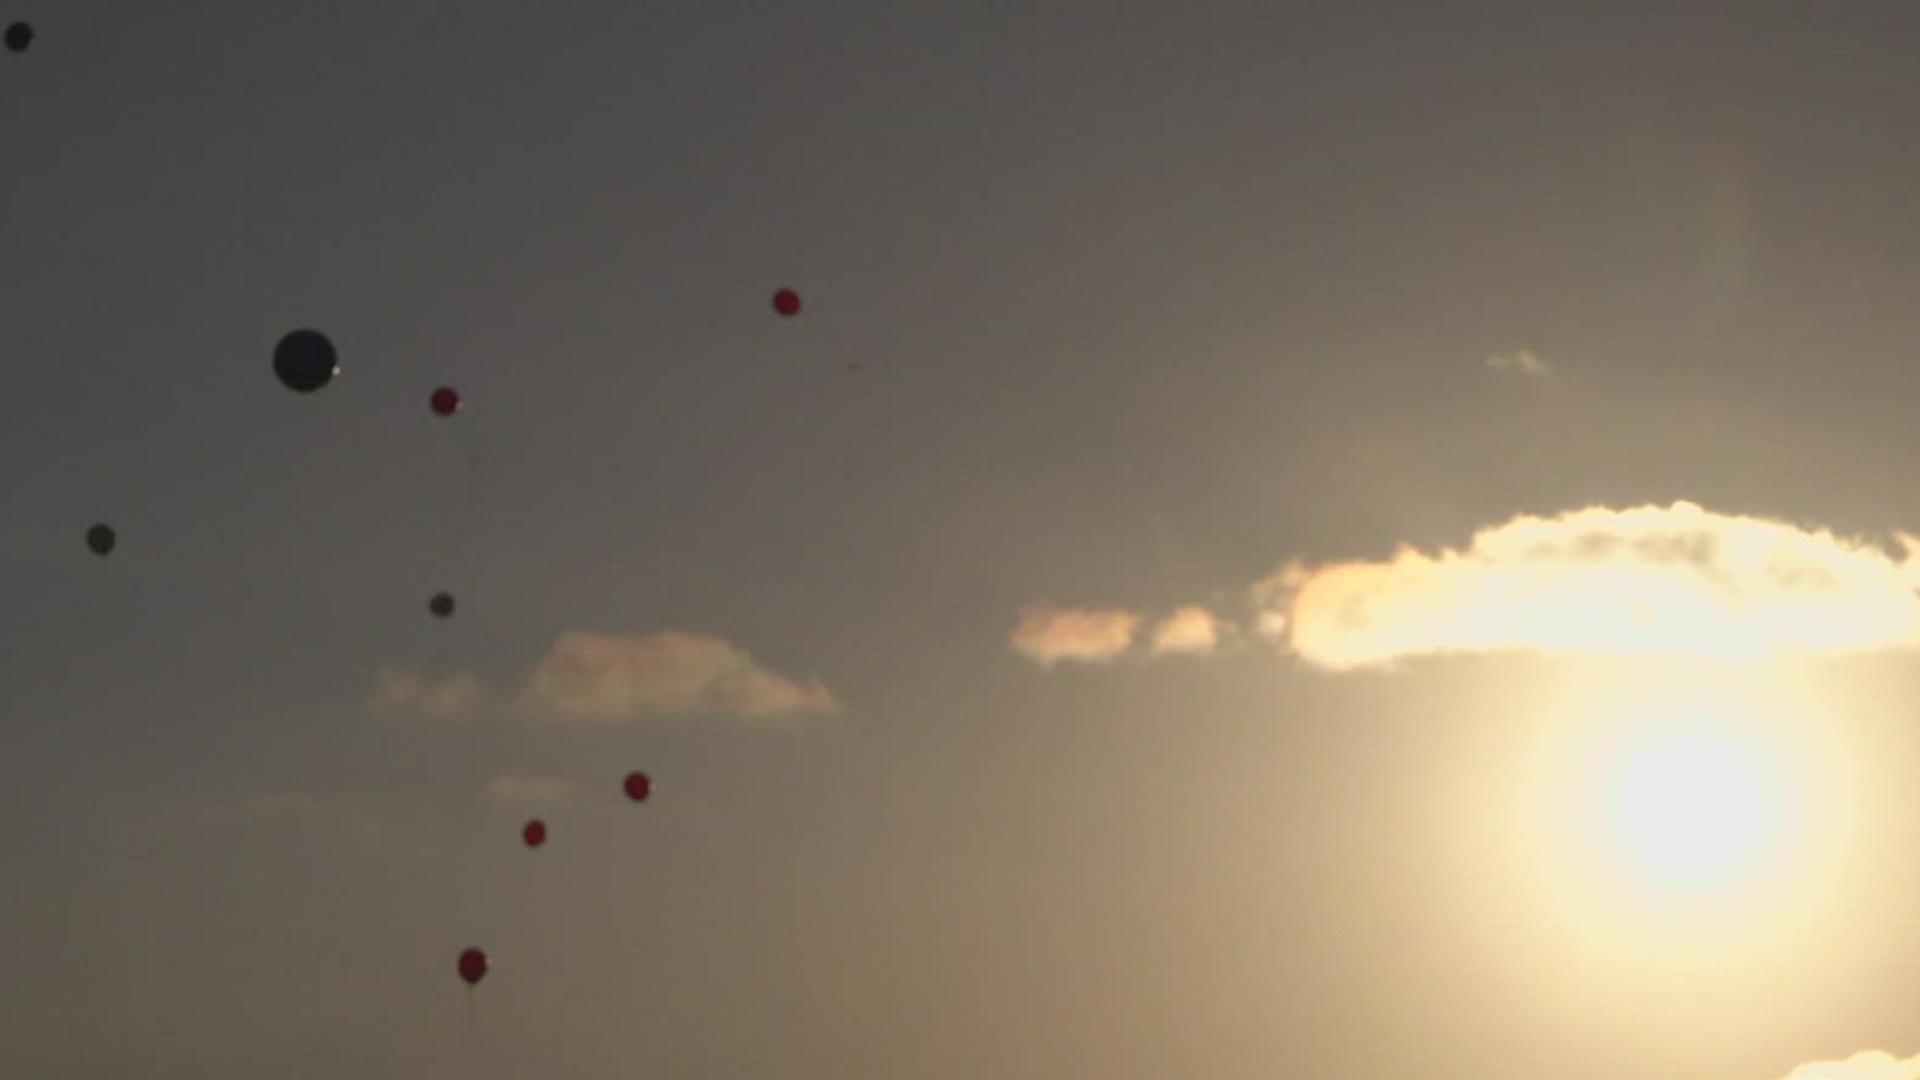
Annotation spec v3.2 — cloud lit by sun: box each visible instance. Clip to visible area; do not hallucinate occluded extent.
[1014,501,1920,675]
[1010,605,1142,666]
[1783,1050,1920,1080]
[1149,606,1224,656]
[1263,502,1920,670]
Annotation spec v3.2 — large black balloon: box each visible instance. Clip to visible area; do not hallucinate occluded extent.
[85,523,115,556]
[273,330,338,393]
[429,592,455,618]
[4,23,32,53]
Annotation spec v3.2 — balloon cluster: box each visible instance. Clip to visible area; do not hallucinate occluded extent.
[26,21,815,1001]
[95,311,790,995]
[263,314,775,996]
[461,771,651,989]
[261,328,678,996]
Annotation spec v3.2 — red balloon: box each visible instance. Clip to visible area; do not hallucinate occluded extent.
[623,771,651,802]
[771,288,801,317]
[522,819,546,847]
[430,386,461,416]
[457,947,489,987]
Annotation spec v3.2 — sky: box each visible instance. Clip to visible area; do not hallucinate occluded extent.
[11,2,1920,1077]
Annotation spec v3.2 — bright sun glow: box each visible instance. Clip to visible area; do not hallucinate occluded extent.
[1512,663,1854,952]
[1599,725,1787,890]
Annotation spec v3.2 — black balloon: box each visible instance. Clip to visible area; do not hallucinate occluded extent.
[4,22,32,53]
[85,523,115,556]
[429,592,455,618]
[273,330,338,393]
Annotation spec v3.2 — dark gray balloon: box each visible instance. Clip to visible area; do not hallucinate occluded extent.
[273,330,338,393]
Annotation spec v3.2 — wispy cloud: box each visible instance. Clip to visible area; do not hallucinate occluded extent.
[1010,605,1141,666]
[522,630,839,725]
[1010,604,1235,666]
[1782,1049,1920,1080]
[368,668,487,718]
[1485,348,1551,375]
[1150,605,1223,656]
[370,631,840,727]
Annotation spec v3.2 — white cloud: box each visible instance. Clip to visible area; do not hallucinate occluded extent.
[369,632,838,728]
[1782,1050,1920,1080]
[1010,605,1141,666]
[1485,348,1551,375]
[1256,501,1920,670]
[1150,606,1223,656]
[368,668,487,718]
[522,630,839,725]
[1016,502,1920,674]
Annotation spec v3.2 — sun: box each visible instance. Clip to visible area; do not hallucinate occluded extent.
[1482,665,1869,985]
[1511,662,1852,945]
[1597,724,1788,891]
[1541,671,1828,916]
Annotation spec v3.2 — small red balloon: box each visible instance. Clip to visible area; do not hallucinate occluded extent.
[522,819,547,847]
[430,387,461,416]
[623,771,651,802]
[772,288,801,317]
[457,947,489,987]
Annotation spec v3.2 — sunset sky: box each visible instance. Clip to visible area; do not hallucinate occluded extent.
[10,4,1920,1078]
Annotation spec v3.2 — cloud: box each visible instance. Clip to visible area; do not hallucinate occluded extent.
[368,668,487,717]
[522,630,839,725]
[1016,502,1920,674]
[483,774,579,806]
[1010,605,1142,666]
[1150,606,1223,656]
[1485,348,1551,375]
[1782,1050,1920,1080]
[1257,501,1920,670]
[1010,604,1235,667]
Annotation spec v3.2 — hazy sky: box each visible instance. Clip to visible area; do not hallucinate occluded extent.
[12,3,1920,1078]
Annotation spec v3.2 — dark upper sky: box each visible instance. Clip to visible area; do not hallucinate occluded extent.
[10,4,1920,1078]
